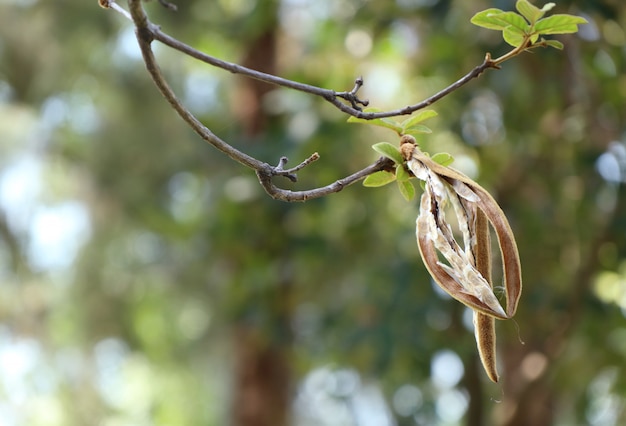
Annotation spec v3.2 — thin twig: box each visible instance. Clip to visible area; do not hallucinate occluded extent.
[336,77,369,111]
[150,27,500,119]
[148,27,363,113]
[256,157,394,202]
[98,0,132,20]
[157,0,177,11]
[272,153,321,182]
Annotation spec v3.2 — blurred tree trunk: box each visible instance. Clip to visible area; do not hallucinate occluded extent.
[233,28,277,136]
[464,354,486,426]
[229,14,292,425]
[499,347,555,426]
[231,320,291,426]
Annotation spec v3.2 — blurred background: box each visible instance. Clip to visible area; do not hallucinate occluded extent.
[0,0,625,425]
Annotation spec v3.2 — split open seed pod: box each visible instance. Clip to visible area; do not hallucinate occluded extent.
[402,138,522,320]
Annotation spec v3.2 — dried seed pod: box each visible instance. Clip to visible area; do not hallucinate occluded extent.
[474,311,498,382]
[405,141,520,381]
[416,183,508,319]
[473,209,499,383]
[407,144,522,319]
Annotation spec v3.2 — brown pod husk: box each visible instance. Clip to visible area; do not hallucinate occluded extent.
[410,146,522,319]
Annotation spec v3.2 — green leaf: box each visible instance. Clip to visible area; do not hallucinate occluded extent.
[397,180,416,201]
[492,11,531,33]
[471,8,508,30]
[543,39,564,49]
[471,9,530,47]
[530,33,540,44]
[399,110,438,130]
[346,106,381,122]
[363,171,396,187]
[403,124,432,135]
[431,152,455,167]
[516,0,554,25]
[395,164,410,182]
[503,26,527,47]
[516,0,541,24]
[372,142,404,164]
[534,14,588,35]
[347,108,403,133]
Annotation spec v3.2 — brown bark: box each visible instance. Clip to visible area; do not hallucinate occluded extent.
[233,29,277,136]
[231,325,291,426]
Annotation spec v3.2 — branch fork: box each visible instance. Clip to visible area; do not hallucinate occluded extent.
[270,153,321,183]
[336,77,369,111]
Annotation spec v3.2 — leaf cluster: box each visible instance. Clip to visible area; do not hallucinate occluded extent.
[349,0,587,203]
[348,110,454,201]
[471,0,588,49]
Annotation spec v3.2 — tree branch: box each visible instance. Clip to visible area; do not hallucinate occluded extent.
[111,1,504,119]
[272,153,321,183]
[257,157,395,202]
[121,0,396,201]
[102,0,505,201]
[147,21,502,119]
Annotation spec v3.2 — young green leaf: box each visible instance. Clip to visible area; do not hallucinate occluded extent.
[530,33,540,44]
[431,152,455,167]
[543,39,564,49]
[472,10,528,33]
[503,26,527,47]
[516,0,555,25]
[397,180,416,201]
[403,124,433,135]
[400,110,438,130]
[534,14,588,35]
[372,142,404,164]
[492,11,531,33]
[347,108,403,133]
[363,171,396,187]
[471,8,508,30]
[395,164,411,182]
[516,0,541,24]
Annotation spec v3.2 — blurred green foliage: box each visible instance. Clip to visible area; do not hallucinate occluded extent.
[0,0,625,425]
